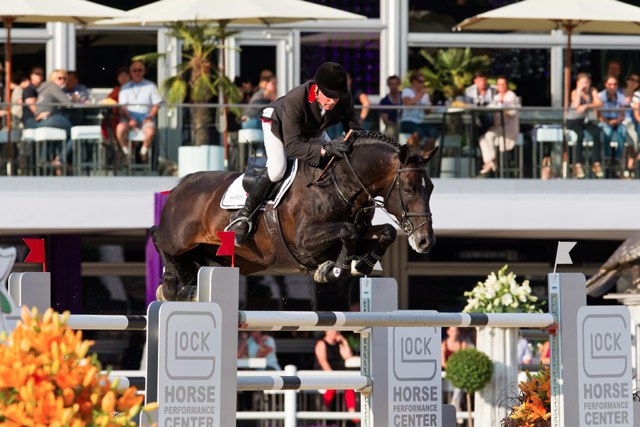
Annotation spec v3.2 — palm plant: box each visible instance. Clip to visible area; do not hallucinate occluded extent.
[135,20,241,147]
[419,47,490,101]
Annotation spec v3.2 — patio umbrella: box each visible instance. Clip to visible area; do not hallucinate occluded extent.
[1,0,125,174]
[455,0,640,177]
[94,0,365,161]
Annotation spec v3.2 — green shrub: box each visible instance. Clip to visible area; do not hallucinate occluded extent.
[446,348,493,393]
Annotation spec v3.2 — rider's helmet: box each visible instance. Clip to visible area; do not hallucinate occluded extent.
[314,62,349,99]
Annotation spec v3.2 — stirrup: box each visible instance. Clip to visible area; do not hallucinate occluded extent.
[224,215,253,236]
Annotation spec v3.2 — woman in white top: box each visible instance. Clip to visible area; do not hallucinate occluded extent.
[400,70,438,148]
[477,76,520,176]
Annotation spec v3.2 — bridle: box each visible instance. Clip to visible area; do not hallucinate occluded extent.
[332,152,433,237]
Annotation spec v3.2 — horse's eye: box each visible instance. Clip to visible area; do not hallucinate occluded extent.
[402,186,413,196]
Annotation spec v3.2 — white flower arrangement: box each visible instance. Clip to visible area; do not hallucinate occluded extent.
[463,265,541,313]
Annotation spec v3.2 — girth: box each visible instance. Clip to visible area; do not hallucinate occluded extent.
[262,205,310,273]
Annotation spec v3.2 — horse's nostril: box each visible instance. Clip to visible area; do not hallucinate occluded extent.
[418,236,436,252]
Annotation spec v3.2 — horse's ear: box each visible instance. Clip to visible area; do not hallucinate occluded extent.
[422,145,439,164]
[399,144,411,165]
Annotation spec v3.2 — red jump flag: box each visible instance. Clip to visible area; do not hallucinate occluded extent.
[216,231,235,267]
[23,238,46,272]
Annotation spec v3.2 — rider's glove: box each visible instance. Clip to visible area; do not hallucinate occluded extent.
[322,139,352,158]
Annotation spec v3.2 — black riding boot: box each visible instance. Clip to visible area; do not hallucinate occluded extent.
[227,171,275,246]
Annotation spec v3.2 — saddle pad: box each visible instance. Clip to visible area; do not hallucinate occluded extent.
[220,159,298,210]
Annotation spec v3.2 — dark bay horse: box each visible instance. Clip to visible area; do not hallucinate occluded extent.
[153,130,437,300]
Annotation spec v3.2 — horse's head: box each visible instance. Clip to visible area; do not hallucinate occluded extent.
[383,143,438,253]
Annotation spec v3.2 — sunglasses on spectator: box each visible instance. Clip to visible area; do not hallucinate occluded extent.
[56,76,67,81]
[416,79,426,83]
[32,71,43,76]
[628,77,639,82]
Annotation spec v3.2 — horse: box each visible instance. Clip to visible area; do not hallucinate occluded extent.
[152,130,437,301]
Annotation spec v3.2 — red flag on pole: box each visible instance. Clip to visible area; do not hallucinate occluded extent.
[23,238,46,272]
[216,231,235,267]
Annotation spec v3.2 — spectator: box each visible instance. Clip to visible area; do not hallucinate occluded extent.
[567,72,603,179]
[464,70,496,140]
[116,61,162,162]
[34,69,75,174]
[347,73,372,130]
[102,67,131,139]
[598,75,627,176]
[314,330,357,418]
[441,326,467,411]
[517,337,533,365]
[400,70,438,150]
[629,77,640,177]
[10,72,29,124]
[242,74,277,129]
[380,75,402,141]
[64,71,90,103]
[237,331,281,370]
[601,59,622,90]
[477,76,520,177]
[622,74,639,175]
[539,340,551,366]
[22,66,44,129]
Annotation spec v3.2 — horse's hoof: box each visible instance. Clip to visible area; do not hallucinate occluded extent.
[176,285,198,302]
[353,258,374,276]
[156,284,177,301]
[314,261,335,283]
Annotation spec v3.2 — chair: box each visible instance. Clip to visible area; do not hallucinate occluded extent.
[34,127,67,176]
[0,129,22,175]
[437,134,467,178]
[127,128,152,175]
[71,125,104,176]
[237,128,264,171]
[18,128,36,175]
[533,126,563,178]
[497,133,525,178]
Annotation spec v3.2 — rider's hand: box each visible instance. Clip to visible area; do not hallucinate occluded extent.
[322,139,352,158]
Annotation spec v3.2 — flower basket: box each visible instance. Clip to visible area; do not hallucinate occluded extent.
[463,265,542,427]
[0,306,155,426]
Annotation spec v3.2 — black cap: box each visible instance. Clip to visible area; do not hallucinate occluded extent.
[314,62,349,99]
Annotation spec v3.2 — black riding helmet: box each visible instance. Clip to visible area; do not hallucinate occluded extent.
[314,62,349,99]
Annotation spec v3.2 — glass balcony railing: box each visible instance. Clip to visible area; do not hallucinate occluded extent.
[0,102,637,180]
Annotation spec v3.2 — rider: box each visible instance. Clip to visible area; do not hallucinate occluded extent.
[227,62,363,246]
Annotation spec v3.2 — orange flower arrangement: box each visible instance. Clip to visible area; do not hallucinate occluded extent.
[501,367,551,427]
[0,306,155,426]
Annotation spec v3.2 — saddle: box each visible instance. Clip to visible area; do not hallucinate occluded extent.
[220,157,298,210]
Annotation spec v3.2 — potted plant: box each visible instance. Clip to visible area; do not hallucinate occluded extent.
[501,367,551,427]
[463,265,543,426]
[0,306,155,425]
[446,347,493,427]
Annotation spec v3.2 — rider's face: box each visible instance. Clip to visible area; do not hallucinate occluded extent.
[316,88,340,110]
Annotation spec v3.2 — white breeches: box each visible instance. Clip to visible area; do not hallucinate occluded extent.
[479,127,515,164]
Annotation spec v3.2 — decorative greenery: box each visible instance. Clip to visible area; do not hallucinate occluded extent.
[501,367,551,427]
[464,265,542,314]
[446,348,493,427]
[418,47,490,101]
[134,20,241,146]
[0,306,155,426]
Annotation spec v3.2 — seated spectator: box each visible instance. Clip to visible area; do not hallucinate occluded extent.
[116,61,162,162]
[34,69,75,173]
[598,76,627,176]
[567,72,603,178]
[442,326,467,411]
[464,71,496,140]
[64,71,90,103]
[22,66,44,129]
[348,73,373,130]
[10,72,29,125]
[380,75,402,141]
[400,70,438,150]
[623,73,640,177]
[237,331,281,371]
[477,76,520,177]
[102,67,131,139]
[242,74,277,129]
[315,330,357,418]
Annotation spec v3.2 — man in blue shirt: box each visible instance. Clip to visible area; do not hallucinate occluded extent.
[598,76,627,169]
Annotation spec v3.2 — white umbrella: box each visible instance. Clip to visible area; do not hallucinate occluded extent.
[94,0,365,26]
[94,0,365,161]
[455,0,640,177]
[1,0,125,174]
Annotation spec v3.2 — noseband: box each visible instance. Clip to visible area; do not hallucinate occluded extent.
[337,153,433,237]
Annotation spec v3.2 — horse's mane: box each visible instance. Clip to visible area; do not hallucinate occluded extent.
[349,130,400,150]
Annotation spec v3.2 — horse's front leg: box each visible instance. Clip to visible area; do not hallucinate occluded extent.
[353,224,397,276]
[296,221,359,283]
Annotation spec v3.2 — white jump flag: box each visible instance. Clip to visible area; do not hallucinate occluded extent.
[553,241,577,273]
